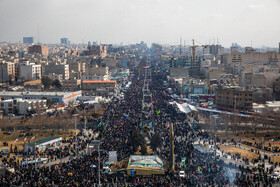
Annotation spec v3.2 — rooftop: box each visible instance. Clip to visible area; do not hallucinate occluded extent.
[28,137,62,147]
[0,91,81,96]
[82,80,116,84]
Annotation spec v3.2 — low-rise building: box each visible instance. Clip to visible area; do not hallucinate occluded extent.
[82,80,116,97]
[241,72,267,89]
[62,79,81,90]
[273,76,280,100]
[0,98,46,115]
[28,45,49,56]
[19,61,41,81]
[206,68,225,81]
[0,61,15,82]
[0,91,82,104]
[43,63,69,80]
[252,88,273,104]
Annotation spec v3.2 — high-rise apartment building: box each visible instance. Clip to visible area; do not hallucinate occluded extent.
[19,61,42,81]
[43,63,69,80]
[203,44,224,56]
[23,37,34,44]
[241,72,267,89]
[61,38,70,45]
[0,61,15,83]
[83,43,107,57]
[28,45,49,56]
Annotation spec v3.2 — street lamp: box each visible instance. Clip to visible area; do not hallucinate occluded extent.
[73,114,79,158]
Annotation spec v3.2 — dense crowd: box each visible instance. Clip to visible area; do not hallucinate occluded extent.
[1,58,280,186]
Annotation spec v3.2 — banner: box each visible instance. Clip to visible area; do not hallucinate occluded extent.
[109,151,117,163]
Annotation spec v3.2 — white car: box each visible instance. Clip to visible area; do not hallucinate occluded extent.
[179,171,185,178]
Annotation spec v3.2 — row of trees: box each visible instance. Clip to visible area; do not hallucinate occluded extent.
[41,76,62,89]
[203,109,280,136]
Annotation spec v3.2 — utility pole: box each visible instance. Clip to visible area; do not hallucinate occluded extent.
[273,136,275,166]
[84,107,87,130]
[234,95,237,111]
[262,137,265,172]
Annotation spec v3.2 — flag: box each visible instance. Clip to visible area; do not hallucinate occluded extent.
[30,136,35,141]
[14,138,18,143]
[269,139,274,142]
[97,122,102,127]
[24,137,27,142]
[157,110,160,114]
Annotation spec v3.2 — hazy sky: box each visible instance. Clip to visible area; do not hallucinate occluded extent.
[0,0,280,47]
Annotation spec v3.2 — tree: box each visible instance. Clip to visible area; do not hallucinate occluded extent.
[150,134,162,152]
[140,145,147,155]
[52,79,62,89]
[128,130,145,152]
[41,76,52,89]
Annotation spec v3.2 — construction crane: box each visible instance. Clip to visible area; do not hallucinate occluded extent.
[157,39,203,60]
[191,39,200,60]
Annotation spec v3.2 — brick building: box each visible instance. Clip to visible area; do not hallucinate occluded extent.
[28,45,49,56]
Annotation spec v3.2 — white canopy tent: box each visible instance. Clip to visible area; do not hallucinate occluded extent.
[175,102,198,114]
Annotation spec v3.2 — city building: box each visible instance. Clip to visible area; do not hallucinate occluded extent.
[273,76,280,100]
[83,43,107,57]
[28,45,49,56]
[0,91,82,104]
[19,61,41,81]
[183,84,208,96]
[203,44,224,56]
[86,65,110,80]
[170,67,189,78]
[69,62,85,79]
[23,37,34,44]
[43,63,69,80]
[62,79,81,90]
[82,80,116,97]
[0,61,15,83]
[215,86,253,111]
[0,98,46,115]
[222,51,280,74]
[241,72,267,89]
[65,50,79,56]
[206,68,225,81]
[60,38,70,45]
[252,88,273,104]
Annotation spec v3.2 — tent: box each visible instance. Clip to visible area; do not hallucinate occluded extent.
[175,102,198,114]
[127,155,165,176]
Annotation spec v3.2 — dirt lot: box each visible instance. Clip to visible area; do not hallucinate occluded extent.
[217,130,280,149]
[218,145,259,162]
[0,129,76,153]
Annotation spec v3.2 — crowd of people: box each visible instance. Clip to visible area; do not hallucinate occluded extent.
[1,58,280,186]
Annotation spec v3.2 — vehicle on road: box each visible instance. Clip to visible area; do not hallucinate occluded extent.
[179,170,185,177]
